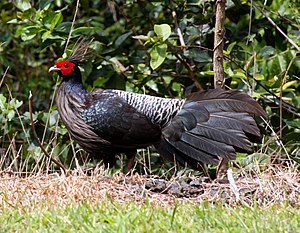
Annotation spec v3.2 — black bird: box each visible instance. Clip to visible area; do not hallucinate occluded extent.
[49,41,266,172]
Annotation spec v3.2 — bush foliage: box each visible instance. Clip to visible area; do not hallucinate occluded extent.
[0,0,299,173]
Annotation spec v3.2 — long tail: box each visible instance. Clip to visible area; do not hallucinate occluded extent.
[155,89,266,169]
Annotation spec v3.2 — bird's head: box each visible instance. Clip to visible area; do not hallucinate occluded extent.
[49,38,92,81]
[48,60,76,77]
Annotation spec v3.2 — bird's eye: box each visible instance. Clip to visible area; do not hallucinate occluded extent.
[64,63,69,68]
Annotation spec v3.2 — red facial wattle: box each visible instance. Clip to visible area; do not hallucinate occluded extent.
[53,60,75,76]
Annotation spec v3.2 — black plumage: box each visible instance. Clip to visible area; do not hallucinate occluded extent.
[49,42,266,172]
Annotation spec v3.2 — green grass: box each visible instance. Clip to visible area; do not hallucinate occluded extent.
[1,200,299,233]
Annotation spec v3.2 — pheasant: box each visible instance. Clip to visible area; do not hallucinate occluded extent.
[49,40,266,172]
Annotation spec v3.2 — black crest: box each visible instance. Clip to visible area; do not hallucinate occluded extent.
[67,37,93,65]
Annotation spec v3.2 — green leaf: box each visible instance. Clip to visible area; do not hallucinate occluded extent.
[7,19,18,24]
[51,12,63,30]
[150,43,168,70]
[14,0,31,11]
[154,24,171,41]
[57,127,68,135]
[21,26,43,41]
[260,46,275,58]
[41,30,52,40]
[132,35,149,41]
[227,42,237,53]
[39,0,54,10]
[7,110,15,121]
[0,94,7,110]
[115,31,132,48]
[172,82,182,93]
[185,49,211,63]
[42,111,58,127]
[16,25,25,37]
[254,73,265,80]
[16,9,33,20]
[277,54,287,72]
[282,132,300,143]
[55,22,72,33]
[285,120,300,129]
[9,99,23,109]
[282,80,297,90]
[72,27,101,35]
[202,71,214,76]
[231,69,247,79]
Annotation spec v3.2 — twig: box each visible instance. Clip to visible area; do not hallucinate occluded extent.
[254,4,300,53]
[0,66,9,88]
[28,91,67,174]
[6,84,30,145]
[227,169,240,202]
[42,76,60,144]
[261,117,290,158]
[174,53,203,91]
[224,54,300,115]
[64,0,80,52]
[170,0,185,47]
[246,0,253,45]
[49,0,80,171]
[279,53,298,138]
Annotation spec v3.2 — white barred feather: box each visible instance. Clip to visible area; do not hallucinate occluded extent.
[111,90,185,128]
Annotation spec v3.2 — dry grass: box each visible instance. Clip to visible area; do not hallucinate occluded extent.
[0,163,299,213]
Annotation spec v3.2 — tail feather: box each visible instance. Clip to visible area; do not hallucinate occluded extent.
[190,124,251,151]
[181,133,236,158]
[168,140,220,165]
[155,138,211,169]
[188,89,267,117]
[157,89,266,168]
[175,109,197,130]
[206,112,260,136]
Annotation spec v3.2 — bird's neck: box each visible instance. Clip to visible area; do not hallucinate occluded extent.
[62,66,83,84]
[59,67,88,99]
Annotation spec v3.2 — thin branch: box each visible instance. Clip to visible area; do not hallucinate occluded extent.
[279,53,298,138]
[64,0,80,53]
[227,169,240,201]
[185,45,213,52]
[174,53,203,91]
[254,4,300,53]
[28,91,67,174]
[5,84,30,146]
[246,0,253,45]
[170,0,185,47]
[42,76,60,144]
[0,66,9,88]
[261,117,290,158]
[224,54,300,115]
[48,0,80,171]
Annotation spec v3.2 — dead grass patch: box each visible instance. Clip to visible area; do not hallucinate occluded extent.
[0,163,299,212]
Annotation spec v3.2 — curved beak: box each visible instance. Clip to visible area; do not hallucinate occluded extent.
[48,65,61,73]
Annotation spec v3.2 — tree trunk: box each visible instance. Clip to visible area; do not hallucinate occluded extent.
[213,0,228,180]
[213,0,226,89]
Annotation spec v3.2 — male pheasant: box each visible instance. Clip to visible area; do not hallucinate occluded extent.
[49,41,266,172]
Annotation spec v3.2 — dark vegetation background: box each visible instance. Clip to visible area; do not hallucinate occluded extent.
[0,0,299,174]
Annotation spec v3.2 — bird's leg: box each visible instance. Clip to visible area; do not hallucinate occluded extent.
[102,153,117,170]
[125,150,136,174]
[216,158,229,182]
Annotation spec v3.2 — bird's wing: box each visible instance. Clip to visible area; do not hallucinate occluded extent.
[80,91,161,148]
